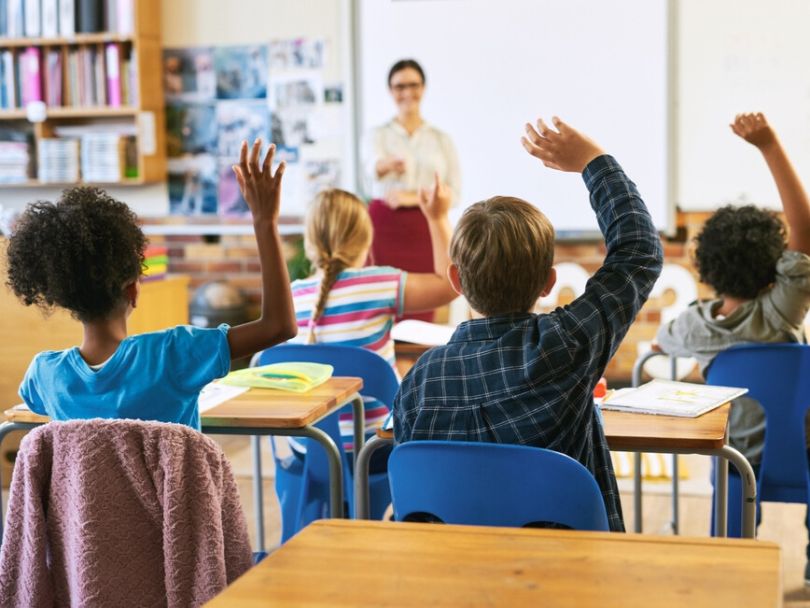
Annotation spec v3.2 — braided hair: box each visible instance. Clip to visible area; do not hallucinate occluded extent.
[304,189,373,343]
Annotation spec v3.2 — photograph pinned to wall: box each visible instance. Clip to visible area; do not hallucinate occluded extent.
[273,109,316,148]
[165,103,217,157]
[163,47,216,102]
[214,45,269,99]
[303,159,341,203]
[168,155,218,215]
[323,83,343,104]
[268,39,325,71]
[275,145,300,165]
[218,160,250,217]
[216,100,270,159]
[269,73,322,112]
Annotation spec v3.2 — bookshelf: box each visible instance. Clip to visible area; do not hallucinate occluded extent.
[0,0,166,187]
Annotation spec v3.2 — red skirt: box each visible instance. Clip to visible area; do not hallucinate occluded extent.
[368,199,435,322]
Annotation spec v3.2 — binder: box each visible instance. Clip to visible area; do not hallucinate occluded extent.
[58,0,74,36]
[76,0,102,33]
[1,51,15,109]
[116,0,132,35]
[7,0,23,38]
[20,47,42,106]
[0,0,7,38]
[24,0,40,36]
[104,42,120,106]
[41,0,59,37]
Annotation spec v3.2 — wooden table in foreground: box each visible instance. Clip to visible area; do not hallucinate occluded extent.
[205,519,782,608]
[354,403,757,538]
[0,377,364,553]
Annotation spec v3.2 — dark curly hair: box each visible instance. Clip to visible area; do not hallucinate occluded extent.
[6,187,146,322]
[694,205,786,299]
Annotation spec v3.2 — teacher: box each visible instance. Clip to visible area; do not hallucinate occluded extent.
[364,59,460,321]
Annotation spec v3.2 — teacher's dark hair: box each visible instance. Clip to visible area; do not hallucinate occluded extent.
[388,59,426,87]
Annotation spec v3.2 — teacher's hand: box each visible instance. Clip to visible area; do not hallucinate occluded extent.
[376,157,407,179]
[419,172,451,221]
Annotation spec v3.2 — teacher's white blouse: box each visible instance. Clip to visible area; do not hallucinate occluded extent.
[363,120,461,205]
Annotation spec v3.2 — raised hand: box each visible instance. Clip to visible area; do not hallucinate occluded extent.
[730,112,777,150]
[232,139,286,222]
[418,171,452,220]
[521,116,605,173]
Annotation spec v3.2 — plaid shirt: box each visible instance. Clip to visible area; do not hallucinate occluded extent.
[394,155,663,532]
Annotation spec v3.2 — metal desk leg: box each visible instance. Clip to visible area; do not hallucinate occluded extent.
[250,435,265,553]
[671,454,679,534]
[633,452,643,533]
[299,425,345,518]
[350,396,365,469]
[719,444,757,538]
[353,436,392,520]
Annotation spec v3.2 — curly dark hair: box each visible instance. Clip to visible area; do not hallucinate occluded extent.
[694,205,786,299]
[6,187,146,322]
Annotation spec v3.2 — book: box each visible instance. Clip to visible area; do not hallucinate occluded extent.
[1,51,15,109]
[58,0,74,36]
[0,0,7,38]
[24,0,40,36]
[41,0,59,37]
[391,320,455,346]
[44,48,61,106]
[601,379,748,418]
[115,0,132,35]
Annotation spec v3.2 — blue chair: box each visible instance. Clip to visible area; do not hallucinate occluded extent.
[387,440,610,531]
[705,343,810,537]
[255,344,398,542]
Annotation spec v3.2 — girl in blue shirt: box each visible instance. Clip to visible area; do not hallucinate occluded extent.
[10,140,297,429]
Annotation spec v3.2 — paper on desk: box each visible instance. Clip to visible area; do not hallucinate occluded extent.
[392,320,455,346]
[198,382,249,413]
[601,379,747,418]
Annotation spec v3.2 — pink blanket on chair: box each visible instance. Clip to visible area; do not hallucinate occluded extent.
[0,419,252,607]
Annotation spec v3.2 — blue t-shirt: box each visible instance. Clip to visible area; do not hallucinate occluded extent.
[18,325,231,431]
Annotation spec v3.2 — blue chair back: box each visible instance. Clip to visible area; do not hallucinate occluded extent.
[388,441,610,531]
[706,343,810,503]
[256,343,398,484]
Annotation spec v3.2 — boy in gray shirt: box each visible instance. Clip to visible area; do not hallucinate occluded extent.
[656,113,810,575]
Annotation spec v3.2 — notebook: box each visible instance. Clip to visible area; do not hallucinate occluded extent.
[220,362,333,393]
[601,379,748,418]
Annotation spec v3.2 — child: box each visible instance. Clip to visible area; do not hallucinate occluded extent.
[288,177,457,464]
[394,117,664,531]
[9,140,297,429]
[655,113,810,565]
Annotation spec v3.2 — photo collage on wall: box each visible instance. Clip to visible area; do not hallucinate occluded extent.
[164,39,342,217]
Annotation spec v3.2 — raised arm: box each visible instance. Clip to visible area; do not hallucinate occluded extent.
[227,140,298,360]
[522,116,663,358]
[731,112,810,255]
[402,171,458,312]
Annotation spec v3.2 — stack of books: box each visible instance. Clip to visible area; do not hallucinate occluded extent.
[37,137,79,182]
[0,0,135,38]
[0,135,30,183]
[80,131,123,181]
[142,245,167,282]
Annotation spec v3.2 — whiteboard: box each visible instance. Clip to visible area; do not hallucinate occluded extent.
[678,0,810,210]
[357,0,671,233]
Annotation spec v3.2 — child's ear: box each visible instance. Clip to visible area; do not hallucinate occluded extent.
[447,264,464,296]
[124,280,140,309]
[538,267,557,298]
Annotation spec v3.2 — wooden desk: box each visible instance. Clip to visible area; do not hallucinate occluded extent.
[354,405,757,538]
[205,519,782,608]
[0,377,365,552]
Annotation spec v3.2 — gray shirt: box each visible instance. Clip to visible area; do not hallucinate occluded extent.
[656,250,810,464]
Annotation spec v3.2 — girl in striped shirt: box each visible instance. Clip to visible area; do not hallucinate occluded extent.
[288,174,457,468]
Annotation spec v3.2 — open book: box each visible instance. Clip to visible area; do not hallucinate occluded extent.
[601,379,748,418]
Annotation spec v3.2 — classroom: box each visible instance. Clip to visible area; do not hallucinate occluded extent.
[0,0,806,605]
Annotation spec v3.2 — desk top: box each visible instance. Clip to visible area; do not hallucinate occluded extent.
[4,377,364,430]
[374,403,730,452]
[204,519,781,608]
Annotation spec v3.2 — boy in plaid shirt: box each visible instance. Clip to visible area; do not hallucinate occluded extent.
[393,116,663,531]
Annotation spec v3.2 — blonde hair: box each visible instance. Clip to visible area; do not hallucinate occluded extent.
[449,196,555,316]
[304,189,373,343]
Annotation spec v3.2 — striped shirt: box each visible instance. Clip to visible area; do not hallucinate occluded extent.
[290,266,407,451]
